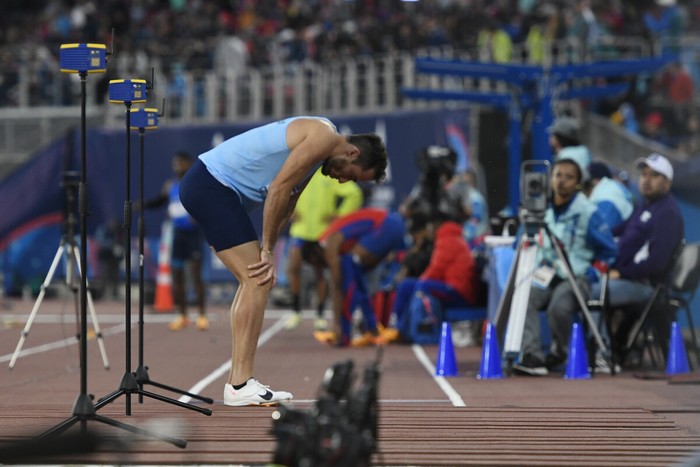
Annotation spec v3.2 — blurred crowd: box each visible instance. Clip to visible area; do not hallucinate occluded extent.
[1,0,699,153]
[3,0,697,71]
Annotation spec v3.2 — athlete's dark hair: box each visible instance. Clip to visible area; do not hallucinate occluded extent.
[347,133,388,182]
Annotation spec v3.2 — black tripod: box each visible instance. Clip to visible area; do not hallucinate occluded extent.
[94,85,209,430]
[39,56,186,449]
[131,108,213,410]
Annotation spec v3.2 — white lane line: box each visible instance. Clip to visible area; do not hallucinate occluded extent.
[178,315,287,403]
[1,313,217,324]
[411,344,466,407]
[0,324,126,363]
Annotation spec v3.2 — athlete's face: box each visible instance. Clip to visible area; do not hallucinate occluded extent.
[322,156,375,184]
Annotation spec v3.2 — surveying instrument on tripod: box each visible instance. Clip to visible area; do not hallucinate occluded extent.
[9,170,109,369]
[494,160,610,375]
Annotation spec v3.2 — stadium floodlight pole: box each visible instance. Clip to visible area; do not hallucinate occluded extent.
[37,44,185,450]
[130,97,213,412]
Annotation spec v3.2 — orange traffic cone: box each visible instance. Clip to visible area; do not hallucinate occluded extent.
[153,223,174,312]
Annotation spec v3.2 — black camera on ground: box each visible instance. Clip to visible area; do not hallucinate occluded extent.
[271,350,382,467]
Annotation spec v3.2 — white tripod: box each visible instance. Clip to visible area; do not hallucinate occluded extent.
[494,217,609,373]
[9,180,110,369]
[493,160,609,374]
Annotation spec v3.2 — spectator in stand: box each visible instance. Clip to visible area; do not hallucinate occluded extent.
[610,102,639,135]
[585,161,634,230]
[549,116,592,176]
[513,155,617,376]
[283,167,363,331]
[654,61,694,144]
[568,0,601,50]
[641,111,674,147]
[477,16,513,63]
[591,153,684,363]
[643,0,684,46]
[392,212,434,287]
[3,0,690,115]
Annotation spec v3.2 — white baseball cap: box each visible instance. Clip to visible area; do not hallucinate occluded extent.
[635,153,673,181]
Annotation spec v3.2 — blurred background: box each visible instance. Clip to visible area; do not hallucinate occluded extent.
[0,0,698,330]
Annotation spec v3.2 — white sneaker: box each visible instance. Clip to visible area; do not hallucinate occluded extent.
[592,355,621,375]
[223,379,293,407]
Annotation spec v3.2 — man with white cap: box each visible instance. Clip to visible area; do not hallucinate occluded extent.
[592,153,684,365]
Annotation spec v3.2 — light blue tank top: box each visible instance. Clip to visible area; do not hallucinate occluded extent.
[199,116,334,211]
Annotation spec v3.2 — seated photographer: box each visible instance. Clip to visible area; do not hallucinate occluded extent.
[399,145,470,225]
[311,208,406,347]
[513,156,617,376]
[394,212,479,343]
[393,213,434,283]
[590,154,684,364]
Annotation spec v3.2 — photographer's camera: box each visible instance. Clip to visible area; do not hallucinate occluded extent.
[271,353,381,467]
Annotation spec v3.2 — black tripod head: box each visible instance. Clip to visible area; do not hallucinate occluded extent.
[60,171,81,240]
[519,160,550,235]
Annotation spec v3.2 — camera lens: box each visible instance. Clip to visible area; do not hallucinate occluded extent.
[528,179,542,193]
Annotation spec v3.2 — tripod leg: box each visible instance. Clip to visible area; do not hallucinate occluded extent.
[503,237,538,359]
[73,246,110,369]
[9,245,65,369]
[547,228,609,354]
[138,388,212,416]
[493,235,523,335]
[37,409,187,450]
[145,379,215,404]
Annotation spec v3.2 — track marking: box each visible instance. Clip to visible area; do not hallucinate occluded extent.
[412,344,466,407]
[178,315,287,403]
[0,324,125,364]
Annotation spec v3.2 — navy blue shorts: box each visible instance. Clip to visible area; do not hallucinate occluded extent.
[179,159,258,252]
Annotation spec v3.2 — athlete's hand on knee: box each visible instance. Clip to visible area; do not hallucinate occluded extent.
[248,251,277,287]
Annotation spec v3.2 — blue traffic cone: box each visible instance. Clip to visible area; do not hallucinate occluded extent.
[435,321,458,377]
[477,321,503,379]
[564,322,591,379]
[666,321,690,376]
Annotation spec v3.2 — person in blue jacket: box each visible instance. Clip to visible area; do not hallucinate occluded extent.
[178,116,388,406]
[585,161,634,230]
[513,155,617,376]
